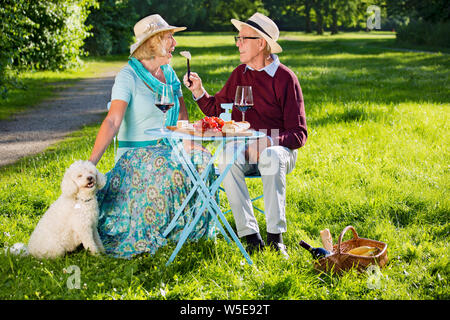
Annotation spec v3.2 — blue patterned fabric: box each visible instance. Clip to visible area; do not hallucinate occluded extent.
[96,143,217,259]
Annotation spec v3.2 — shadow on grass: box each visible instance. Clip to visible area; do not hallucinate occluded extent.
[309,106,386,127]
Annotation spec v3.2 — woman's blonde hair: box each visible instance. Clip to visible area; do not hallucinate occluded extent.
[132,31,171,60]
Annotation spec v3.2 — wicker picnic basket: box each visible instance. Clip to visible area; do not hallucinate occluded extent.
[314,225,388,274]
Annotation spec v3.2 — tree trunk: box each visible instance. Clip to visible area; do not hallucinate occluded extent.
[312,1,324,35]
[316,8,324,35]
[305,0,312,33]
[331,8,338,34]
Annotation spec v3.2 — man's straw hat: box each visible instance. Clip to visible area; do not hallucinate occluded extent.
[231,12,282,53]
[130,14,186,56]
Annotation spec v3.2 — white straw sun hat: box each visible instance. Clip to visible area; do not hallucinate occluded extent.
[129,14,186,56]
[231,12,282,54]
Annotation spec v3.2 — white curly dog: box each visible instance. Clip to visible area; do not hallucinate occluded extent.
[12,160,107,259]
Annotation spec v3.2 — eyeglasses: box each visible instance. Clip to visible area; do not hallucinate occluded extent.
[234,36,261,44]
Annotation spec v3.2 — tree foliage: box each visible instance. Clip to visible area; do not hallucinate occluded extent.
[83,0,267,55]
[1,0,448,98]
[1,0,97,70]
[84,0,138,56]
[0,0,97,96]
[386,0,450,47]
[386,0,449,23]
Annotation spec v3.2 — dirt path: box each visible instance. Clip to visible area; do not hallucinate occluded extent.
[0,70,120,167]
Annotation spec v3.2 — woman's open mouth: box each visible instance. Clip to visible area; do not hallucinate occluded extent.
[167,48,175,58]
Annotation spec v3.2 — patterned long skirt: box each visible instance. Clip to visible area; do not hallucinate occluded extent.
[96,143,217,259]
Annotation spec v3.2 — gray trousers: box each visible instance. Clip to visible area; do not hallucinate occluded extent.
[217,142,297,238]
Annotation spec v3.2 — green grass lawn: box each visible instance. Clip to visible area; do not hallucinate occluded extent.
[0,32,449,300]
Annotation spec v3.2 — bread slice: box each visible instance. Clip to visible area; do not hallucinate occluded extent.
[177,120,189,128]
[222,121,250,133]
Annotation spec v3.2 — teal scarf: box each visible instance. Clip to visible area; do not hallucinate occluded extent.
[128,57,180,127]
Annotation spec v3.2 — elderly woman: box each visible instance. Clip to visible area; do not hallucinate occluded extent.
[88,14,216,258]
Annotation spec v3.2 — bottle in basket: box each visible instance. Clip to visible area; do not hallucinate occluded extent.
[299,240,331,259]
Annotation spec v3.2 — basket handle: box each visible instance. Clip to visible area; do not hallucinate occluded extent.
[337,225,359,254]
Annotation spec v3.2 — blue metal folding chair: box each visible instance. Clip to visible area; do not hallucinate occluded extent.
[215,167,265,215]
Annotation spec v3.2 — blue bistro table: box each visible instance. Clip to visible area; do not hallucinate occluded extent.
[144,127,266,266]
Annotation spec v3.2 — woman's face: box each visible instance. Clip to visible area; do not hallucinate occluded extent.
[159,32,177,64]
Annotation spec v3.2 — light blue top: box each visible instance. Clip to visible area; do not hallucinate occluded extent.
[111,63,183,160]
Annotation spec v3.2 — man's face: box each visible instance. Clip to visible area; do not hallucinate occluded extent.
[236,26,264,65]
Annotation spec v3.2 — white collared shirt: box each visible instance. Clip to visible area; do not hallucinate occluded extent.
[244,54,280,77]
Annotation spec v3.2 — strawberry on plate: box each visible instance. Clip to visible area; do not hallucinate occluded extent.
[193,116,225,133]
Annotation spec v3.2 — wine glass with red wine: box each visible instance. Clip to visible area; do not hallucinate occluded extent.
[155,84,175,132]
[234,86,253,122]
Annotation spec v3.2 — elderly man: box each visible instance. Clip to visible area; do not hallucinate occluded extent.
[183,13,307,259]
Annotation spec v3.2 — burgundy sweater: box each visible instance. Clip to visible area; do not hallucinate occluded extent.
[196,63,307,150]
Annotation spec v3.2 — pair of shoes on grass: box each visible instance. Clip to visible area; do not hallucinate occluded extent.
[245,232,289,260]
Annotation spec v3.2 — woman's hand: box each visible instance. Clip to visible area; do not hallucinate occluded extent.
[183,72,205,99]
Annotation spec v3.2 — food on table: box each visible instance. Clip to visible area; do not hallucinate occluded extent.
[193,116,225,133]
[221,121,236,133]
[177,120,189,129]
[221,121,250,133]
[175,116,250,134]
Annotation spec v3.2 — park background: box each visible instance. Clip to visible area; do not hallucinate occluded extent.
[0,0,449,300]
